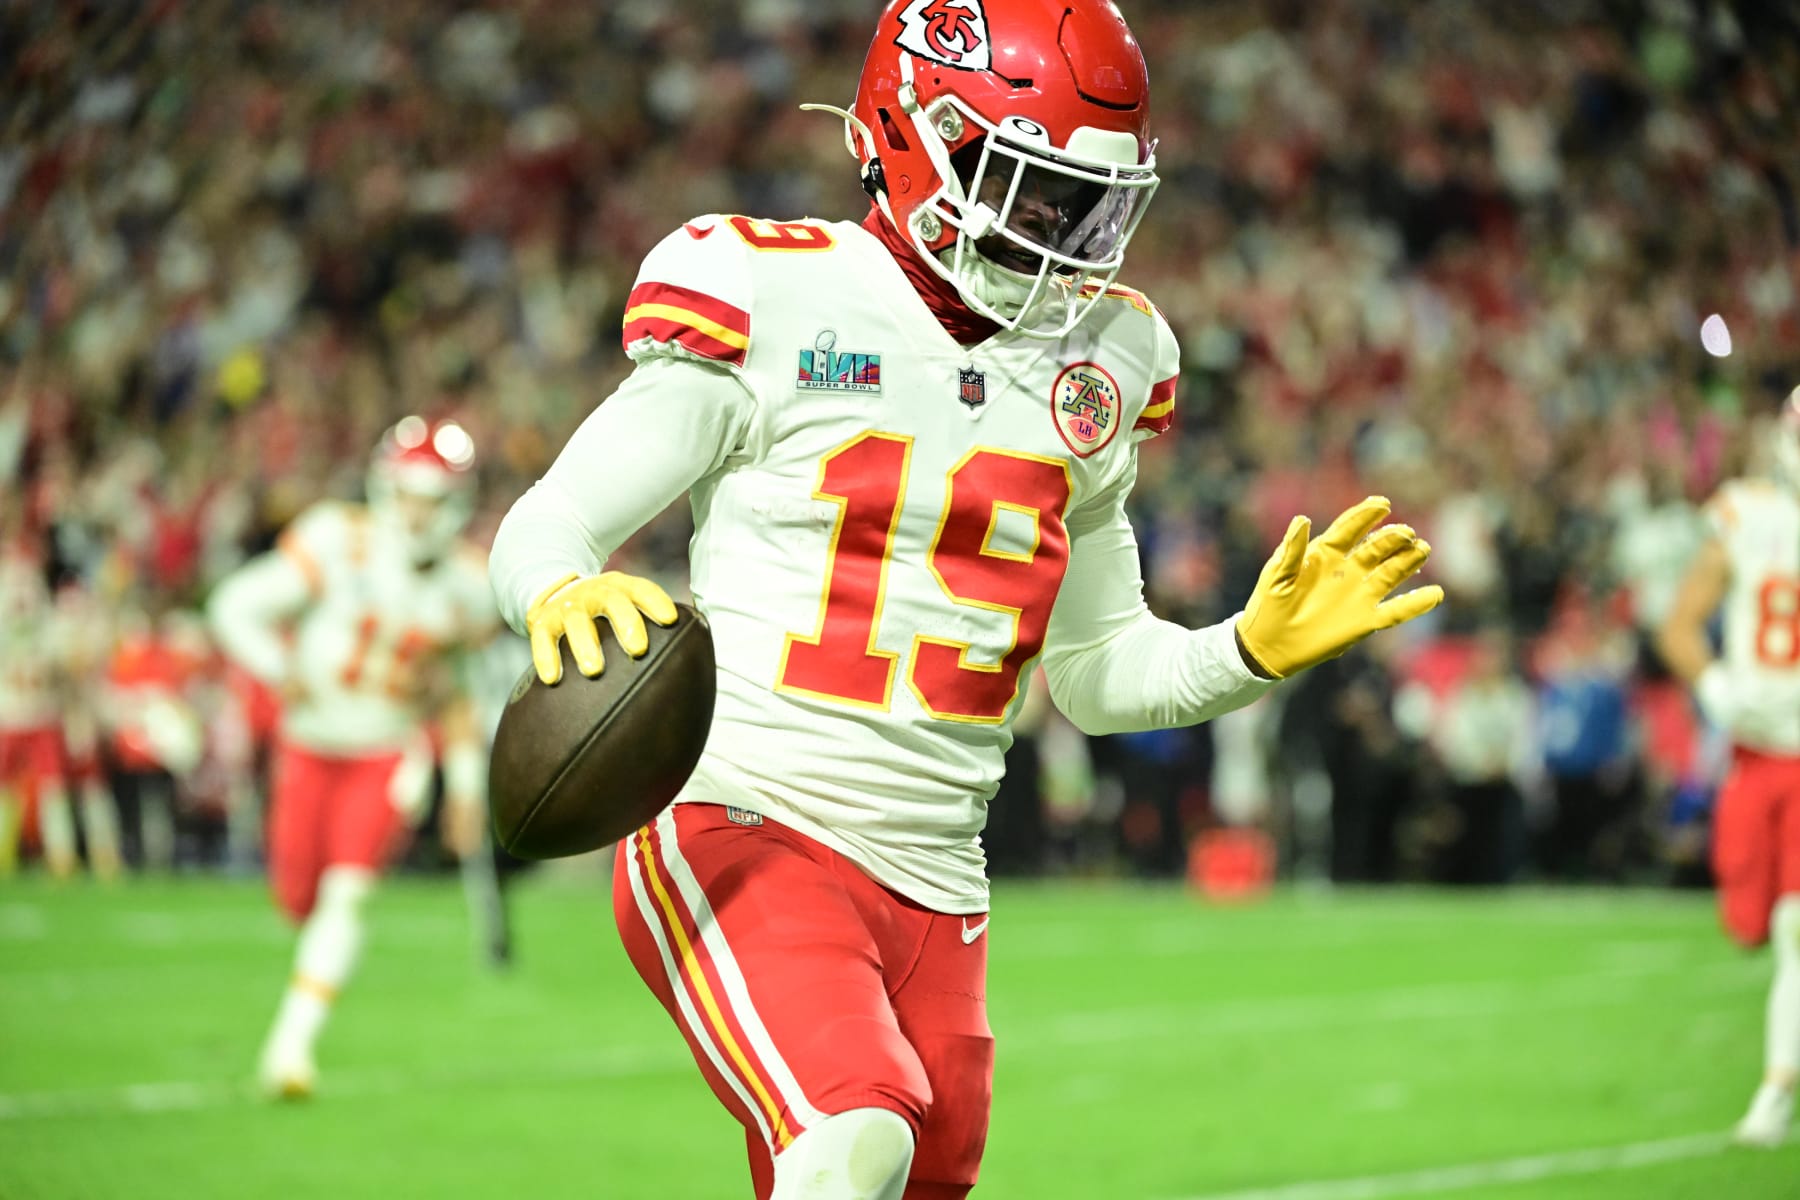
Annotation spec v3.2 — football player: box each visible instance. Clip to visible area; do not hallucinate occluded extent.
[54,581,125,881]
[488,2,1442,1196]
[1659,386,1800,1148]
[0,545,70,877]
[208,416,498,1098]
[103,601,207,872]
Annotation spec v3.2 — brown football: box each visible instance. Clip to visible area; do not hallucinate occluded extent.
[488,604,716,859]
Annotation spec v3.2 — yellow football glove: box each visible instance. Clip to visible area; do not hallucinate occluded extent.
[1235,496,1444,680]
[525,571,679,685]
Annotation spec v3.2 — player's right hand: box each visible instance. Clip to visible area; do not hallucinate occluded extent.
[1235,496,1444,680]
[1695,663,1739,731]
[525,571,678,685]
[1697,664,1800,746]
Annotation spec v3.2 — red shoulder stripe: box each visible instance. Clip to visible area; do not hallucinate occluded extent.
[622,281,751,365]
[625,282,750,337]
[622,314,749,365]
[1134,375,1177,435]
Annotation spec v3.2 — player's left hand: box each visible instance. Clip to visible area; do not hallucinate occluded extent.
[1235,496,1444,680]
[443,798,487,860]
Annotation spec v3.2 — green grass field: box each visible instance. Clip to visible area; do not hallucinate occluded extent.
[0,875,1794,1198]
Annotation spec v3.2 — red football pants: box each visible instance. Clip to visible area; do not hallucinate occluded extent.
[1713,746,1800,947]
[267,741,406,923]
[0,727,64,847]
[613,803,994,1200]
[0,726,63,789]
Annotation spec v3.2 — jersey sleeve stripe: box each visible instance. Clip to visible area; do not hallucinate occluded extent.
[622,279,751,364]
[625,282,749,335]
[622,312,750,365]
[1134,377,1177,434]
[624,303,750,350]
[626,282,750,335]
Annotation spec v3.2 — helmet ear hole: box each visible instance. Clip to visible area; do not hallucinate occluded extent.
[877,106,911,153]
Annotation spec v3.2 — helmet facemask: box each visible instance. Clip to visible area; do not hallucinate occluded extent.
[893,75,1157,338]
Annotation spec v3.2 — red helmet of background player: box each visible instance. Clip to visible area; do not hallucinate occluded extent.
[367,416,477,564]
[819,0,1159,338]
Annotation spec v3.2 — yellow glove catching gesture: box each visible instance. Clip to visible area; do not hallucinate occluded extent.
[525,571,679,685]
[1235,496,1444,680]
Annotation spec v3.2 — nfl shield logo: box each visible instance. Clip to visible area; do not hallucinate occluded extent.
[958,366,987,410]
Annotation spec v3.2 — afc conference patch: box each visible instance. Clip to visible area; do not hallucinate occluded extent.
[797,329,882,394]
[1050,361,1122,456]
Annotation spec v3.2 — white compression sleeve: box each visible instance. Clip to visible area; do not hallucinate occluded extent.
[295,866,374,990]
[1040,465,1275,735]
[488,356,757,634]
[206,551,315,687]
[1768,896,1800,1078]
[770,1107,914,1200]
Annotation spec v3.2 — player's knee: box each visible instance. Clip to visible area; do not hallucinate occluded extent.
[272,873,316,924]
[1728,895,1771,949]
[773,1107,914,1200]
[807,1014,932,1127]
[316,865,375,914]
[839,1108,913,1195]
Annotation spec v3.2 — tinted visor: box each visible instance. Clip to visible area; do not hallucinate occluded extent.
[957,138,1152,264]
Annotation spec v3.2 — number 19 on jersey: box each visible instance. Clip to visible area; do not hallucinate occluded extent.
[776,432,1073,725]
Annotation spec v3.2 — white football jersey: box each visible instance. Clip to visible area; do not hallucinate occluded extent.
[1706,479,1800,753]
[618,214,1180,911]
[0,559,58,731]
[214,502,495,754]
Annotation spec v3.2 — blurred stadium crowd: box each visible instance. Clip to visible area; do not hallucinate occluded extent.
[2,0,1797,887]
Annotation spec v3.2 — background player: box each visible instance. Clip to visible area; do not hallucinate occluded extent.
[0,542,71,877]
[1659,386,1800,1147]
[208,416,497,1098]
[54,580,124,880]
[489,2,1442,1196]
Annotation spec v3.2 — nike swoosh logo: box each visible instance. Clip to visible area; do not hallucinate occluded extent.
[960,917,989,944]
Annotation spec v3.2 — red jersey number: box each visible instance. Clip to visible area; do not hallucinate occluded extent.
[1754,576,1800,669]
[727,217,836,253]
[777,434,1072,723]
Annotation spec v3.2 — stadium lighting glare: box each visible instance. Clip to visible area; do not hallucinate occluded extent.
[1701,313,1733,357]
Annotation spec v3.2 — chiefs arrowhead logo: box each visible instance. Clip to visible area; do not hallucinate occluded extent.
[895,0,991,72]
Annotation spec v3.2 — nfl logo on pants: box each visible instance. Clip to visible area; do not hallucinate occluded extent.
[958,367,987,410]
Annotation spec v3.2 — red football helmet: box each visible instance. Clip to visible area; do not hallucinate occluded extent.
[819,0,1159,337]
[367,416,478,563]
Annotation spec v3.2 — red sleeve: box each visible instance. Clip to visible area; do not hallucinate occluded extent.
[1134,375,1176,437]
[621,281,751,366]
